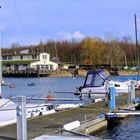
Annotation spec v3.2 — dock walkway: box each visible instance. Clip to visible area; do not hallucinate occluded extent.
[0,92,140,139]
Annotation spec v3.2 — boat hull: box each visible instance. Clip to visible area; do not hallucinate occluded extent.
[81,85,129,98]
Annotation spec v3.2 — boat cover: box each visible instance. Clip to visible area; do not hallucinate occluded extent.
[83,70,108,88]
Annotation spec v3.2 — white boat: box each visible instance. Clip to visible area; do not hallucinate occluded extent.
[0,97,56,127]
[77,70,131,98]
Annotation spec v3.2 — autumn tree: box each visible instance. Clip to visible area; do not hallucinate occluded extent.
[80,37,106,65]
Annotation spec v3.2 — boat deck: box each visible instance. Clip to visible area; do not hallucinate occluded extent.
[0,92,140,139]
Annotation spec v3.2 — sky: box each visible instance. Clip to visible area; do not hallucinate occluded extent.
[0,0,140,47]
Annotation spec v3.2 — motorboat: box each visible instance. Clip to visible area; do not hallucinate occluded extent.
[77,70,131,98]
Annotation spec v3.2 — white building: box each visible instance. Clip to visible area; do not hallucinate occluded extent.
[30,53,58,70]
[2,52,58,71]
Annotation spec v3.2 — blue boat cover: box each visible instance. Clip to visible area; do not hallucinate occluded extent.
[83,70,108,88]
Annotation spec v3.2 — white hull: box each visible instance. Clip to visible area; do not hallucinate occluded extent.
[81,81,129,98]
[0,98,55,127]
[82,86,129,93]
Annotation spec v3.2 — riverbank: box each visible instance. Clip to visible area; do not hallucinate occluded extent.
[118,70,140,76]
[47,69,88,77]
[48,69,140,77]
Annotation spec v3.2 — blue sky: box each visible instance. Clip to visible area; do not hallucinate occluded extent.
[0,0,140,47]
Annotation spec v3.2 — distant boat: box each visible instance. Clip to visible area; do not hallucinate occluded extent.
[28,82,35,86]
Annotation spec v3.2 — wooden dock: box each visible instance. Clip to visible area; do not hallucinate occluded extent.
[0,92,140,139]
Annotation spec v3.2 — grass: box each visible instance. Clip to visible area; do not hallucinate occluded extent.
[2,60,37,65]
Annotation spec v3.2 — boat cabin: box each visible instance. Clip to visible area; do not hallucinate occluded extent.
[81,70,108,89]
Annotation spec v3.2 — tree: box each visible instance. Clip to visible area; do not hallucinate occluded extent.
[80,37,106,65]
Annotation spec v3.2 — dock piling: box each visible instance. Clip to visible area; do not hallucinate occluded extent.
[128,80,135,103]
[109,81,116,112]
[16,96,27,140]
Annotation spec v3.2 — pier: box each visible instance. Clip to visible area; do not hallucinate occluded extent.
[0,90,140,139]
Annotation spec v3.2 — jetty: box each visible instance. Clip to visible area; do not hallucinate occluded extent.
[0,88,140,139]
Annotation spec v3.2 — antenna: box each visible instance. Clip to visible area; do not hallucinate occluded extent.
[134,13,139,77]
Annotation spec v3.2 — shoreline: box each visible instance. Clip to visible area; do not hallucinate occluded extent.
[3,69,140,78]
[118,70,140,76]
[48,69,140,77]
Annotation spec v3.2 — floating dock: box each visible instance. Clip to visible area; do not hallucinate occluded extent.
[0,90,140,139]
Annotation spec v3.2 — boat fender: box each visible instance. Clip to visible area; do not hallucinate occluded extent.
[63,120,80,131]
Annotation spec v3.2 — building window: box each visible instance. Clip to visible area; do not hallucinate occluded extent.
[42,55,47,60]
[41,65,44,69]
[2,56,7,60]
[50,65,53,70]
[7,56,12,60]
[32,55,37,60]
[46,65,48,70]
[20,55,23,60]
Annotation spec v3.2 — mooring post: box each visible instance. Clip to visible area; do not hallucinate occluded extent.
[109,81,116,112]
[128,80,135,103]
[16,96,27,140]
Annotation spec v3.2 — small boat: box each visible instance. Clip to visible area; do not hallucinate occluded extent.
[76,70,131,98]
[28,82,35,86]
[9,84,16,88]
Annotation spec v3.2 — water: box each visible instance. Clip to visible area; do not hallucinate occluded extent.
[95,116,140,140]
[109,75,140,82]
[96,75,140,139]
[3,77,84,96]
[2,77,86,104]
[2,76,140,139]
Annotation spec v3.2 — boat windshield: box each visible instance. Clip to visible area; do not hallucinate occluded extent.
[84,73,105,87]
[99,71,108,80]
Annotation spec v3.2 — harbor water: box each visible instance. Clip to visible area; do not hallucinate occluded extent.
[95,115,140,140]
[3,77,86,104]
[2,76,140,139]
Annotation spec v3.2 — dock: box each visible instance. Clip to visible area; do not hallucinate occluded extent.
[0,90,140,139]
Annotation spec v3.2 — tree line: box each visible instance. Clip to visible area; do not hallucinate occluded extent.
[2,36,140,68]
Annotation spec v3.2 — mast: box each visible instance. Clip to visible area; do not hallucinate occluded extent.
[134,13,139,77]
[0,30,2,97]
[0,6,1,97]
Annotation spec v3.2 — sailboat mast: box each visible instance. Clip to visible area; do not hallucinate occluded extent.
[0,30,2,97]
[134,13,139,77]
[0,6,2,97]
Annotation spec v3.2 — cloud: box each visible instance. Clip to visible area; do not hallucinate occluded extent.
[73,31,85,40]
[57,31,85,41]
